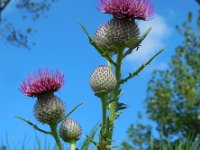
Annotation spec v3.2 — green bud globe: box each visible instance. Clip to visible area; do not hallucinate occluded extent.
[59,118,82,143]
[90,66,117,95]
[34,93,65,124]
[94,17,139,51]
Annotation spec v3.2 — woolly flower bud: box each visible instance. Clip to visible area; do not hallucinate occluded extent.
[59,118,82,143]
[19,68,64,97]
[34,93,65,124]
[90,66,117,95]
[94,17,139,51]
[98,0,154,20]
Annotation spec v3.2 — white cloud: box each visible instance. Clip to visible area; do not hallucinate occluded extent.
[126,14,171,64]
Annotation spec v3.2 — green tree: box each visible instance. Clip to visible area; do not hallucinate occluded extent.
[146,10,200,140]
[0,0,59,49]
[122,6,200,150]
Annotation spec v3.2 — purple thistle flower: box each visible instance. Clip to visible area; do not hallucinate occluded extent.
[98,0,154,20]
[20,68,64,97]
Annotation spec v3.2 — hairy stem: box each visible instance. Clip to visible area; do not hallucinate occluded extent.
[101,95,107,130]
[50,124,63,150]
[99,94,108,150]
[70,140,76,150]
[108,48,123,147]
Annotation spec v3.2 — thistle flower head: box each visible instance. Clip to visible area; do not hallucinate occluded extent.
[98,0,154,20]
[59,118,82,143]
[34,94,65,124]
[94,17,139,50]
[20,68,64,97]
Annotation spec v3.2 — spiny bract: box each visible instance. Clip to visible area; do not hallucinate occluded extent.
[90,66,117,94]
[59,118,82,142]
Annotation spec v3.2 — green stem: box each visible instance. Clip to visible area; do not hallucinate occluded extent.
[107,52,112,68]
[99,94,108,150]
[50,124,63,150]
[101,95,107,128]
[70,140,76,150]
[108,48,123,147]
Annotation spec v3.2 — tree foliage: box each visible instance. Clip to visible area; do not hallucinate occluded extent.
[146,11,200,139]
[0,0,59,49]
[122,9,200,150]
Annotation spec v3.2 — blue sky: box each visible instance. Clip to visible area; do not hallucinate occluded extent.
[0,0,199,149]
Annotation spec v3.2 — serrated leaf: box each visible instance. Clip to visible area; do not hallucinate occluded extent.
[15,116,51,135]
[117,102,128,111]
[79,21,116,66]
[120,49,164,84]
[107,92,123,105]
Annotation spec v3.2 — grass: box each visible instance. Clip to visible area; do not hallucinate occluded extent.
[0,134,58,150]
[1,133,200,150]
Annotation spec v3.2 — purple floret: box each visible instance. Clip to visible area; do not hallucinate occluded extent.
[20,68,64,97]
[98,0,154,20]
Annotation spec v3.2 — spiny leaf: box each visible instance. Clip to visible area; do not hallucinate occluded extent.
[79,21,116,66]
[117,102,128,111]
[78,21,93,41]
[120,49,164,84]
[107,92,123,105]
[123,28,152,58]
[15,116,51,135]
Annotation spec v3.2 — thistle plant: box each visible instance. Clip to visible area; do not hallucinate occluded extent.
[18,68,82,150]
[17,0,163,150]
[80,0,162,149]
